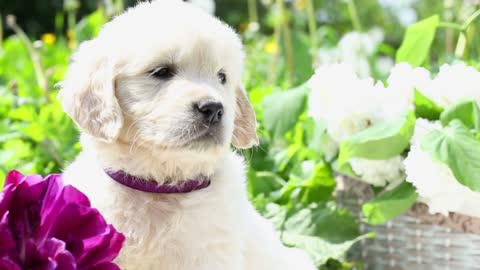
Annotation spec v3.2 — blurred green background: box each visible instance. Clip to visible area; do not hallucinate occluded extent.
[2,0,480,268]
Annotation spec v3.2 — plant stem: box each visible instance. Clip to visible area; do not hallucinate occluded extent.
[276,0,294,84]
[267,17,281,85]
[247,0,259,24]
[347,0,362,31]
[114,0,124,14]
[6,15,48,101]
[305,0,317,51]
[67,11,76,33]
[438,22,464,31]
[0,13,3,47]
[462,9,480,30]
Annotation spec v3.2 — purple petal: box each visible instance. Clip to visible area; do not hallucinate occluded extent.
[53,251,76,270]
[0,223,15,257]
[37,181,91,241]
[37,238,76,270]
[4,171,23,187]
[0,257,22,270]
[77,225,125,268]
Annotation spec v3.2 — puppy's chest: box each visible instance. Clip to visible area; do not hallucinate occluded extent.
[108,187,248,270]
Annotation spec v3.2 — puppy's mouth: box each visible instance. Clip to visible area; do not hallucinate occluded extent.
[177,124,225,148]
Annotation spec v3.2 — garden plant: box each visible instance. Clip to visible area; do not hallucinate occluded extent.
[1,0,480,269]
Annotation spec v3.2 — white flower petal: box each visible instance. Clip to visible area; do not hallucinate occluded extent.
[404,119,480,217]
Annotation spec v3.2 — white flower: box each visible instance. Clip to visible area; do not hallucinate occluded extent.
[187,0,215,15]
[350,156,405,187]
[382,62,431,118]
[314,29,384,77]
[308,63,415,143]
[375,56,394,78]
[307,63,415,187]
[404,119,480,217]
[421,62,480,107]
[387,62,431,96]
[308,64,384,144]
[378,0,418,26]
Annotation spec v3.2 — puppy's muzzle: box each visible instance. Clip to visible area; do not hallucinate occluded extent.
[195,100,224,125]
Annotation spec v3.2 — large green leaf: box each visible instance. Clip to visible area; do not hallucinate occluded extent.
[414,89,444,120]
[262,84,308,138]
[440,99,480,130]
[337,112,416,170]
[362,181,418,225]
[282,232,373,267]
[396,15,440,66]
[284,206,360,244]
[421,120,480,191]
[284,161,336,204]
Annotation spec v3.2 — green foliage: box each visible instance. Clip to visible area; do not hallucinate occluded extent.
[0,18,79,181]
[362,182,418,225]
[337,112,416,170]
[262,84,308,139]
[421,120,480,191]
[413,89,444,120]
[396,15,439,66]
[440,99,480,130]
[75,9,108,42]
[4,1,480,268]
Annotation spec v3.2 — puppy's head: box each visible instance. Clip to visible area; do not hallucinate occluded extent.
[60,0,258,159]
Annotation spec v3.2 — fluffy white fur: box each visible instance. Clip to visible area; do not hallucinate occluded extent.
[59,1,316,269]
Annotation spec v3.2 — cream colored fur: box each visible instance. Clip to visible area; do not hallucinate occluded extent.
[60,1,317,269]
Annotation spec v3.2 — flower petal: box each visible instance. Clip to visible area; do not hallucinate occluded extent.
[0,223,16,257]
[0,257,22,270]
[4,171,24,187]
[78,225,125,268]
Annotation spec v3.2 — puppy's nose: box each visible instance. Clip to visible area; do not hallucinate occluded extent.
[195,101,224,124]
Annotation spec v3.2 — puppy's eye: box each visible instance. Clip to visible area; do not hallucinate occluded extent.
[217,71,227,85]
[151,66,175,79]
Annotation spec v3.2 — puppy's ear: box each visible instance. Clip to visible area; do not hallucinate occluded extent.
[58,40,123,142]
[232,85,259,149]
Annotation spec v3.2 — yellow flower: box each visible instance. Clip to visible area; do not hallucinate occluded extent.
[67,30,76,49]
[41,33,56,45]
[264,41,278,54]
[294,0,306,10]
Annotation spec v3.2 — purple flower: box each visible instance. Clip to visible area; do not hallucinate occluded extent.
[0,170,125,270]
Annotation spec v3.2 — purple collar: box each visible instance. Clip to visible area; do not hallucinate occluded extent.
[105,170,211,193]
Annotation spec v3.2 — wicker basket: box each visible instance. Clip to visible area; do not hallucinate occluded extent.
[336,175,480,270]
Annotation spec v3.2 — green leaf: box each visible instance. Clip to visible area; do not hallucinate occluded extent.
[284,206,360,244]
[247,170,286,198]
[75,9,108,42]
[362,181,418,225]
[396,15,440,66]
[8,106,36,122]
[414,89,444,120]
[0,171,5,189]
[337,112,416,170]
[262,84,308,138]
[283,232,373,266]
[20,123,46,142]
[440,99,480,130]
[421,120,480,191]
[291,31,314,85]
[286,161,336,204]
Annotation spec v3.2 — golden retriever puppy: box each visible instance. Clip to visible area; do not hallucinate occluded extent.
[60,1,317,269]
